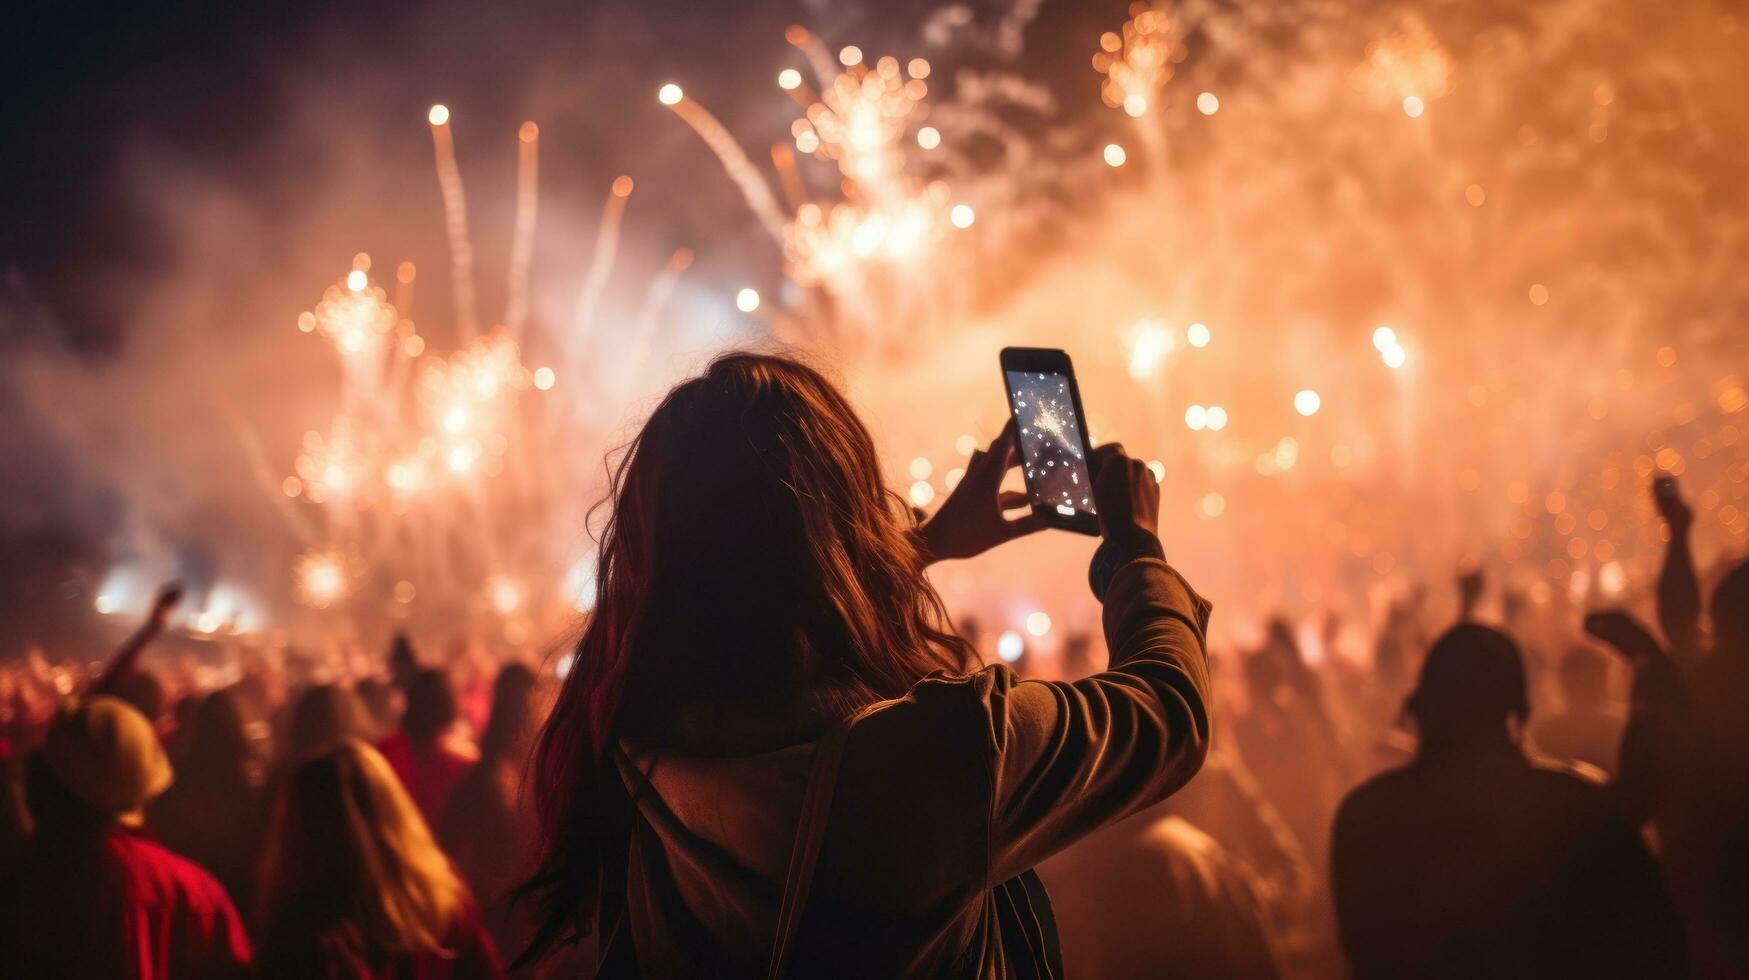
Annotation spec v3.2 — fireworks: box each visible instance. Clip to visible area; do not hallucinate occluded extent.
[1033,405,1066,441]
[1094,3,1178,118]
[169,6,1746,645]
[295,550,349,608]
[300,273,397,359]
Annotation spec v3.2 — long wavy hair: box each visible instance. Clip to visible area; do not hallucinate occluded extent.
[257,739,470,961]
[515,352,972,964]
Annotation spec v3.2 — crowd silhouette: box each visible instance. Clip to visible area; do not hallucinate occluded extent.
[0,351,1742,978]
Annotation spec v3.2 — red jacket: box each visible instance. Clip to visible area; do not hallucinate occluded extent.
[377,732,475,823]
[0,825,253,978]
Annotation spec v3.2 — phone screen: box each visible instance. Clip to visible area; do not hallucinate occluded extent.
[1005,369,1096,517]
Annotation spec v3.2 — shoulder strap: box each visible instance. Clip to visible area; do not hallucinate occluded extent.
[765,720,854,980]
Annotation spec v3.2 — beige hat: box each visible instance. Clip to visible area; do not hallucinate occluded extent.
[43,696,174,813]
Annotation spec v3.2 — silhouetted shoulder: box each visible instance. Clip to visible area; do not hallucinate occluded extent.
[1334,764,1418,821]
[844,665,1005,783]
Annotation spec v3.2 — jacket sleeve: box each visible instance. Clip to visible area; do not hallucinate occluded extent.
[983,556,1213,883]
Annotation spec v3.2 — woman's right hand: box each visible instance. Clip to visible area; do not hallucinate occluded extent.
[1090,443,1160,548]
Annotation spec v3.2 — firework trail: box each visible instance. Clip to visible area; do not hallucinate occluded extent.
[659,86,789,242]
[572,176,634,339]
[427,105,480,339]
[504,121,540,340]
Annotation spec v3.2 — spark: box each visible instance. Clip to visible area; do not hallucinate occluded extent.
[736,287,761,312]
[1103,143,1127,167]
[658,83,683,105]
[1295,389,1322,415]
[295,550,348,608]
[917,126,941,149]
[997,630,1024,662]
[489,576,522,615]
[1197,92,1219,115]
[778,68,802,90]
[1026,611,1052,637]
[1186,322,1211,348]
[1124,318,1174,379]
[950,204,975,228]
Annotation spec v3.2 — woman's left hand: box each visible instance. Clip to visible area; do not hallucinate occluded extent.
[916,419,1046,564]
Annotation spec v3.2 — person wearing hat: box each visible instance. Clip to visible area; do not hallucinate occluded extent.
[1329,623,1683,980]
[0,695,252,978]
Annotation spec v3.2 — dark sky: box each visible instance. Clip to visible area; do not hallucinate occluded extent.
[0,0,1118,355]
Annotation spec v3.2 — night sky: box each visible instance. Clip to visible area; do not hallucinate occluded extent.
[0,0,1123,354]
[0,0,1130,645]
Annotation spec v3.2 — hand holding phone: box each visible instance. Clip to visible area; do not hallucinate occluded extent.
[1000,347,1100,536]
[916,420,1047,563]
[1090,442,1160,546]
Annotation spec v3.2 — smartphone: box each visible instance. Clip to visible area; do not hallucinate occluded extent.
[1000,347,1100,536]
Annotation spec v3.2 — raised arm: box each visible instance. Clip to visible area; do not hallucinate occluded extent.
[984,446,1213,881]
[1652,476,1702,671]
[93,583,182,696]
[1584,610,1689,826]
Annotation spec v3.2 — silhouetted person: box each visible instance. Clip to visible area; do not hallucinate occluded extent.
[1530,644,1624,775]
[378,668,476,822]
[440,664,541,965]
[389,632,421,693]
[0,697,252,977]
[513,354,1211,976]
[1234,620,1344,871]
[1668,559,1749,979]
[1042,808,1280,979]
[150,688,265,910]
[1331,624,1682,979]
[255,738,503,979]
[284,682,375,764]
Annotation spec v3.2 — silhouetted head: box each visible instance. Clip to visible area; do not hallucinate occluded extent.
[33,696,173,831]
[518,352,971,964]
[1558,645,1608,708]
[182,689,253,783]
[480,663,538,763]
[389,632,420,686]
[286,684,373,762]
[258,739,467,957]
[1712,560,1749,656]
[401,669,457,745]
[1406,624,1529,750]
